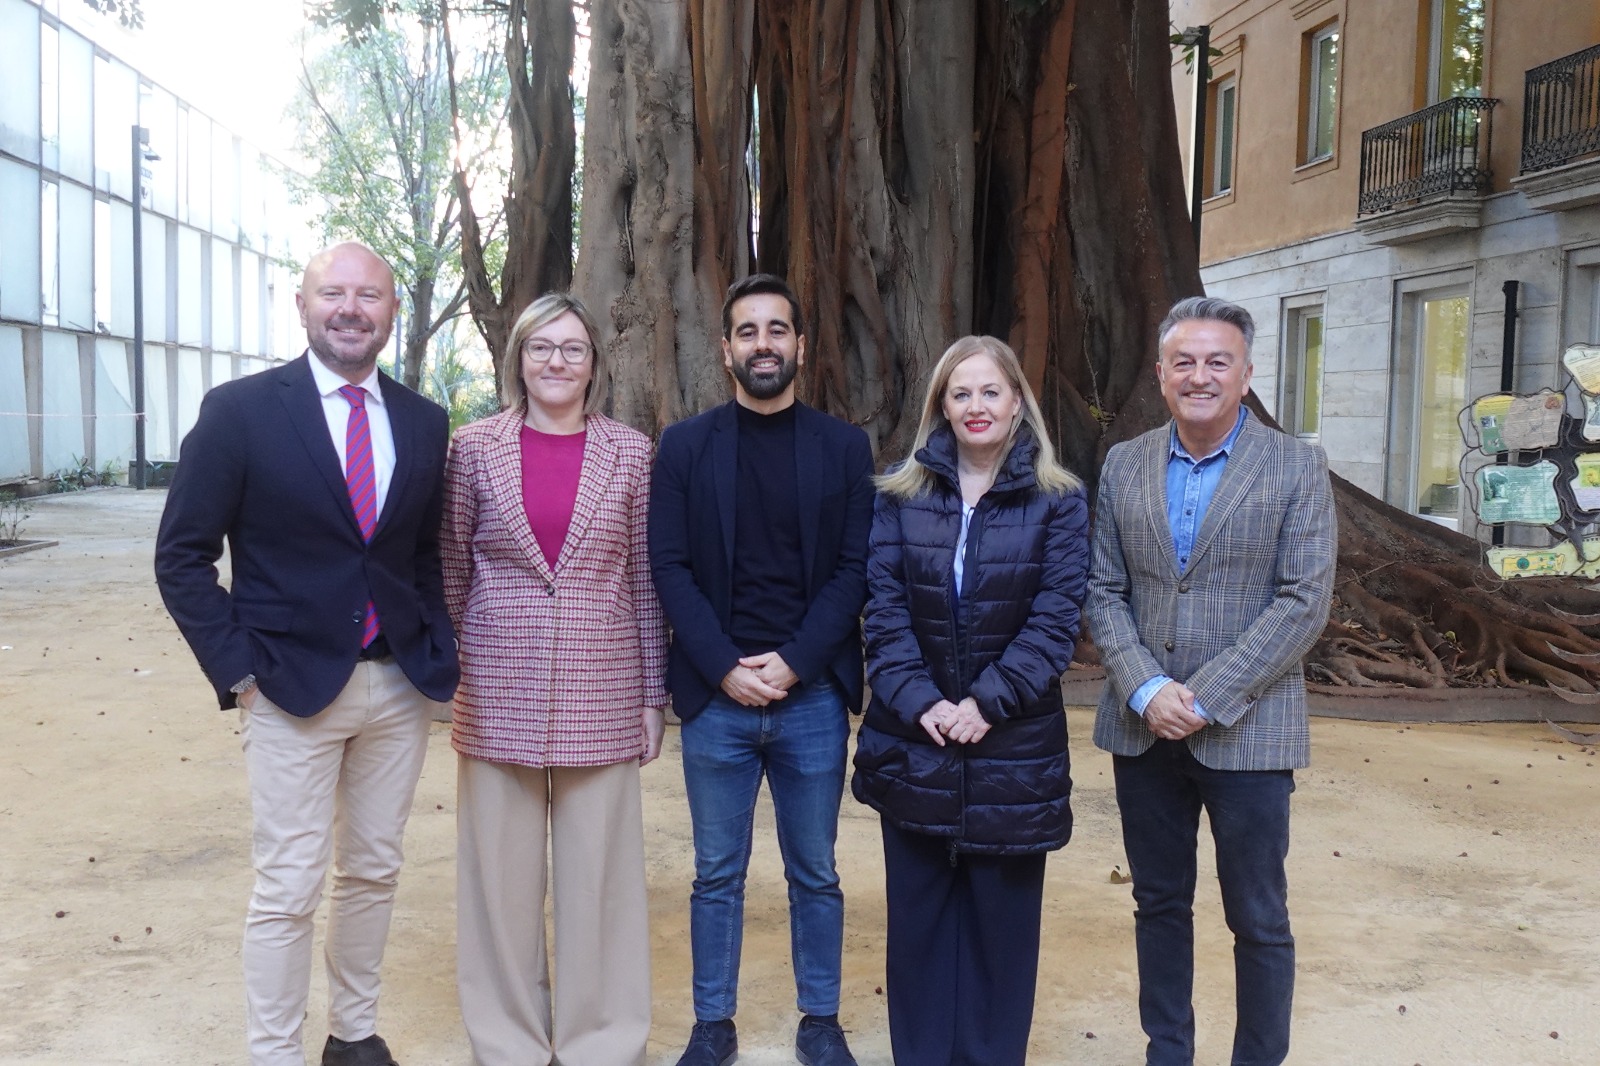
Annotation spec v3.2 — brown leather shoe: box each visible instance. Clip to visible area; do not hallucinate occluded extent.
[323,1034,399,1066]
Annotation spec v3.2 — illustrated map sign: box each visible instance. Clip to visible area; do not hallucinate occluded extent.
[1488,536,1600,579]
[1475,460,1561,525]
[1562,343,1600,393]
[1470,390,1564,453]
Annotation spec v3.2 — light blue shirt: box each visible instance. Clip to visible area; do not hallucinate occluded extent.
[1129,407,1248,722]
[953,502,976,595]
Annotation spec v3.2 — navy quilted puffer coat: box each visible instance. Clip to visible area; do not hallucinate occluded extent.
[852,424,1090,855]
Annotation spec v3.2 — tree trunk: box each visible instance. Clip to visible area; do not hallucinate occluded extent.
[573,0,752,432]
[562,0,1600,698]
[449,0,575,378]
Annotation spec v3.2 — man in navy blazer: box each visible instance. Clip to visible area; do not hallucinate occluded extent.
[156,242,458,1066]
[649,275,873,1066]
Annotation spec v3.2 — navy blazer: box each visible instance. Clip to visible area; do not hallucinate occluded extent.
[648,400,874,721]
[155,354,460,718]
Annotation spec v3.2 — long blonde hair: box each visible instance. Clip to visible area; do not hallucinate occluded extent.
[876,335,1080,500]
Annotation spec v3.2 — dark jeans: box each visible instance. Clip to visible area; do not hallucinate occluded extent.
[880,818,1047,1066]
[1113,740,1296,1066]
[680,681,849,1021]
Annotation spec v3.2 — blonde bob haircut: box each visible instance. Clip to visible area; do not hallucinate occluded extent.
[877,335,1080,500]
[498,292,610,415]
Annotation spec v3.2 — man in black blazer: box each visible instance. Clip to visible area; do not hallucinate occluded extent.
[155,242,458,1066]
[650,275,873,1066]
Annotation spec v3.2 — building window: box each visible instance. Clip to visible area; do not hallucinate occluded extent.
[40,22,59,155]
[1304,23,1339,163]
[1208,77,1237,196]
[95,197,112,331]
[1428,0,1485,102]
[1280,300,1325,438]
[42,179,60,326]
[1388,282,1471,526]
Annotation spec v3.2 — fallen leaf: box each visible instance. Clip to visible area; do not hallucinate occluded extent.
[1109,866,1132,885]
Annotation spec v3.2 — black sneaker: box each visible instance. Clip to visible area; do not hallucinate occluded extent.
[675,1019,738,1066]
[795,1015,858,1066]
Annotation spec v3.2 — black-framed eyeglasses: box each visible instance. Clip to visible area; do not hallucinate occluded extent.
[521,339,593,364]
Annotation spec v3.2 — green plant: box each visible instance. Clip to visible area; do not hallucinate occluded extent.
[0,492,31,546]
[54,455,98,491]
[99,459,122,487]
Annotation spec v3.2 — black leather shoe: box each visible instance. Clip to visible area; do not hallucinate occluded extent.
[796,1014,857,1066]
[323,1033,399,1066]
[674,1019,738,1066]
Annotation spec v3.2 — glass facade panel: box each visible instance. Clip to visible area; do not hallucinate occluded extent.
[214,131,238,238]
[95,198,112,329]
[40,22,58,169]
[41,179,59,326]
[109,199,133,336]
[175,347,205,443]
[144,345,170,461]
[176,226,203,346]
[212,237,235,352]
[239,249,261,356]
[40,331,83,473]
[95,338,134,467]
[142,85,179,217]
[187,112,211,233]
[1,158,43,323]
[58,27,94,184]
[93,55,136,200]
[0,326,27,477]
[59,179,94,332]
[0,0,42,163]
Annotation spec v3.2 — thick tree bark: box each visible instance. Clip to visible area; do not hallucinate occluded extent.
[574,0,750,431]
[558,0,1600,698]
[448,0,575,376]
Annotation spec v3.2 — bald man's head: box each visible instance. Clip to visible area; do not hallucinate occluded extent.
[296,242,398,384]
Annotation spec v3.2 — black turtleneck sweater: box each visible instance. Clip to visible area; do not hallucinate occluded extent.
[729,403,807,655]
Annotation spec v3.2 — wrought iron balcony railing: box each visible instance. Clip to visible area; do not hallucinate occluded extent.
[1358,96,1498,216]
[1522,42,1600,174]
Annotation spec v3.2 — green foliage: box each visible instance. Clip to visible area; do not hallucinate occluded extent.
[0,492,30,546]
[79,0,143,30]
[422,332,501,433]
[283,0,509,387]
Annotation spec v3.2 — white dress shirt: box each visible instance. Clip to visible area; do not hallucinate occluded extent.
[307,352,397,516]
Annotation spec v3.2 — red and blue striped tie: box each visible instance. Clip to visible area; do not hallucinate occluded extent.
[338,385,380,647]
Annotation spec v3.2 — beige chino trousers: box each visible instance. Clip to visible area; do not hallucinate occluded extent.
[239,658,435,1066]
[456,754,651,1066]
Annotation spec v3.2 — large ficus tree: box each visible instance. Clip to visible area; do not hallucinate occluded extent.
[99,0,1600,699]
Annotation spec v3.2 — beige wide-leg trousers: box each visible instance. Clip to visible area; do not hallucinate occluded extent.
[239,659,434,1066]
[456,754,651,1066]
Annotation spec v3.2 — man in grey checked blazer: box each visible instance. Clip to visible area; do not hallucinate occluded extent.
[1086,296,1336,1066]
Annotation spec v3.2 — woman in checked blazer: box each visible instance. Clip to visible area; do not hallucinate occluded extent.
[441,292,668,1066]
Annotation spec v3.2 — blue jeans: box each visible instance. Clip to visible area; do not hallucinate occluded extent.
[1113,740,1296,1066]
[680,680,849,1021]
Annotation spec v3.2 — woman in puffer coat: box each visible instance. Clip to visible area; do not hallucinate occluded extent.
[853,334,1089,1066]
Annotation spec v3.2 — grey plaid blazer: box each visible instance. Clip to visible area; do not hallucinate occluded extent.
[1086,411,1336,771]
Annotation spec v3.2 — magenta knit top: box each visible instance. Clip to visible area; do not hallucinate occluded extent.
[520,425,586,567]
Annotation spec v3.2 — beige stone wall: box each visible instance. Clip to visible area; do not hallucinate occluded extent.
[1168,0,1600,265]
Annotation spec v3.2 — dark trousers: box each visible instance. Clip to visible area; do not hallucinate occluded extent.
[880,817,1047,1066]
[1113,740,1296,1066]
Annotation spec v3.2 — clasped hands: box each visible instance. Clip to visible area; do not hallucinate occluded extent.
[919,697,990,747]
[721,651,799,707]
[1144,680,1206,740]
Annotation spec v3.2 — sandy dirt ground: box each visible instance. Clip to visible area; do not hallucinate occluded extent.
[2,488,1599,1065]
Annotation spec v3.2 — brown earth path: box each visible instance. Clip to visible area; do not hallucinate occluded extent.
[1,489,1598,1064]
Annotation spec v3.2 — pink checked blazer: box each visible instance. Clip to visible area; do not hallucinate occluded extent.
[441,408,669,767]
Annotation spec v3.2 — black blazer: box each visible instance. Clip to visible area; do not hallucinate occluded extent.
[648,400,874,721]
[155,354,460,717]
